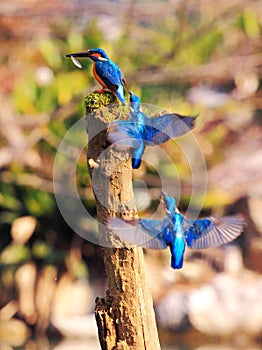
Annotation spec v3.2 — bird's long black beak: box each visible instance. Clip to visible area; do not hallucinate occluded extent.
[65,52,89,58]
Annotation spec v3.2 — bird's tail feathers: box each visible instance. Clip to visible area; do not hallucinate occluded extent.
[116,85,126,103]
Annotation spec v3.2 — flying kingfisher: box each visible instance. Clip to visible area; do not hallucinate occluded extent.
[109,91,196,168]
[65,48,127,103]
[108,192,245,269]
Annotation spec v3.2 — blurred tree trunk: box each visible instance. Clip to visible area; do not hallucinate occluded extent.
[85,92,161,350]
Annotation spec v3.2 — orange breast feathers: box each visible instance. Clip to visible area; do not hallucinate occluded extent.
[93,63,107,88]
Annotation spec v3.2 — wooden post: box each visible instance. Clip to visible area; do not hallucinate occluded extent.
[85,92,161,350]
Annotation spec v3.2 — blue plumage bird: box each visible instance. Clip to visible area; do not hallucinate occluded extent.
[108,192,245,269]
[65,48,127,103]
[109,91,196,168]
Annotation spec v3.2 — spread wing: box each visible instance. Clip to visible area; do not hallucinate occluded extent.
[108,121,141,150]
[95,61,124,92]
[185,215,245,249]
[109,112,195,149]
[107,218,167,249]
[143,113,196,145]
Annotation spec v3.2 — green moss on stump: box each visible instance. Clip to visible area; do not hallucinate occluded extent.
[84,91,130,123]
[84,91,117,113]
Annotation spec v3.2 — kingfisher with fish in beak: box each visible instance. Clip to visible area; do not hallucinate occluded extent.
[65,48,127,103]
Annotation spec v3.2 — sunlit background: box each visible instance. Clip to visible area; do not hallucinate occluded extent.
[0,1,261,349]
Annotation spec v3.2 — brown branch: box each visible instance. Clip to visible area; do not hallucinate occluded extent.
[85,92,161,350]
[129,53,262,85]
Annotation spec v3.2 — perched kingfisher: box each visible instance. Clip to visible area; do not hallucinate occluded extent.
[65,48,127,103]
[109,91,196,168]
[108,192,245,269]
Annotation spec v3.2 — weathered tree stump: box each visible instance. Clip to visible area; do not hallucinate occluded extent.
[85,92,161,350]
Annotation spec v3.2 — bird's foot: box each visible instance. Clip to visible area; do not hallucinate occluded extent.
[95,88,105,94]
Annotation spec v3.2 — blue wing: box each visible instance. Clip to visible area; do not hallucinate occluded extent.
[108,121,146,169]
[185,215,245,249]
[108,121,141,149]
[95,60,126,101]
[142,113,196,145]
[107,218,167,249]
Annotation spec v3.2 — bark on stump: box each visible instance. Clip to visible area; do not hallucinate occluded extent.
[85,92,161,350]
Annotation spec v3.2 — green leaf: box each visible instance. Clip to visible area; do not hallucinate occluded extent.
[32,240,53,259]
[242,8,260,38]
[39,39,62,69]
[24,191,55,217]
[0,189,23,212]
[56,71,88,104]
[67,31,84,52]
[0,244,31,265]
[13,74,37,114]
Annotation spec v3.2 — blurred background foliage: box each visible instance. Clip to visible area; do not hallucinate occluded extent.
[0,0,261,349]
